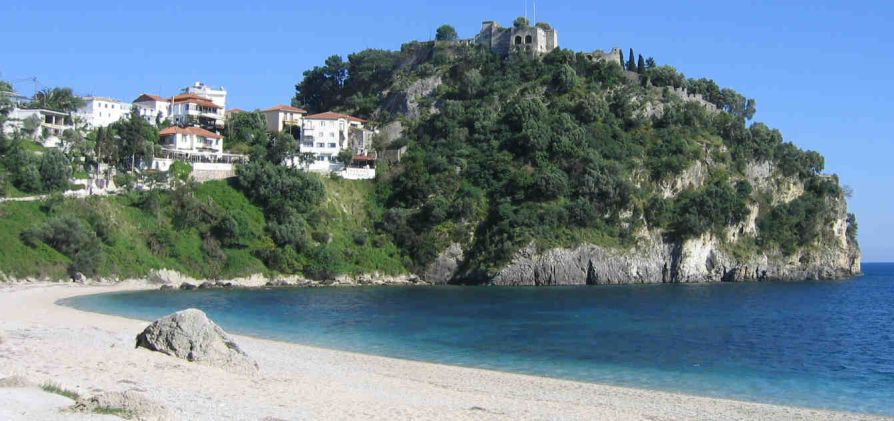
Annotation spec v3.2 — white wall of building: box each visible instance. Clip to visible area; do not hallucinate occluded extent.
[160,132,223,154]
[170,101,224,128]
[301,117,354,161]
[134,99,170,126]
[182,82,226,112]
[76,97,130,128]
[264,110,304,133]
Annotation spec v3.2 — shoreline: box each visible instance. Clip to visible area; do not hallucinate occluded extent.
[0,282,888,420]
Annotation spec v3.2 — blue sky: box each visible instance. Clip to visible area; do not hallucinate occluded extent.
[2,1,892,261]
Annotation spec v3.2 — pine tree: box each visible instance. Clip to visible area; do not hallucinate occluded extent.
[637,55,645,74]
[627,48,636,71]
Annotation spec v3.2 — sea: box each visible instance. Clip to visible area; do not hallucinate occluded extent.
[61,262,894,415]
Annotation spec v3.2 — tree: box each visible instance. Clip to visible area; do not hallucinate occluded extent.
[554,64,579,93]
[0,80,15,115]
[21,115,41,137]
[645,57,656,70]
[39,149,72,192]
[108,107,159,170]
[627,48,636,71]
[336,148,354,164]
[619,49,625,70]
[266,132,297,164]
[293,55,348,112]
[21,215,103,276]
[30,87,84,113]
[435,25,458,41]
[169,160,192,183]
[637,55,645,74]
[225,110,266,149]
[513,17,530,29]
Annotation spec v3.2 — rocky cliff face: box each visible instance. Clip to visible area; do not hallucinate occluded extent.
[489,230,859,286]
[423,160,861,285]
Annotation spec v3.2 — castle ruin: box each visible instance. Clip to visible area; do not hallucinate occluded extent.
[472,20,558,56]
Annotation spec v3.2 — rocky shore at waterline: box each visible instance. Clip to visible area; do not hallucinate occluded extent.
[0,268,428,290]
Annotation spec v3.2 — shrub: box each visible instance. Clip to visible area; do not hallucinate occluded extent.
[38,149,72,192]
[22,215,103,276]
[352,231,368,246]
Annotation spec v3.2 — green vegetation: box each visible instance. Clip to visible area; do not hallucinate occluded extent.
[41,383,80,400]
[435,25,458,41]
[290,36,850,278]
[1,176,406,280]
[0,32,856,282]
[29,87,85,113]
[92,406,135,418]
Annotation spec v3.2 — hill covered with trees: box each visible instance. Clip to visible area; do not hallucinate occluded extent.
[0,22,860,284]
[292,22,860,284]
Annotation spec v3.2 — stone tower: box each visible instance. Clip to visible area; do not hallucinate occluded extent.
[473,20,558,56]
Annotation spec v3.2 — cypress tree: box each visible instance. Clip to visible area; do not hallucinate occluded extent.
[619,49,625,69]
[637,55,645,74]
[627,48,636,71]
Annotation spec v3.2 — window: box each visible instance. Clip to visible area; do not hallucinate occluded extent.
[339,121,345,131]
[525,35,532,44]
[316,142,324,148]
[328,143,336,148]
[515,36,522,45]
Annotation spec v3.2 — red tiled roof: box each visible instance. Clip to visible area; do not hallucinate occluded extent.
[133,93,168,103]
[264,104,307,113]
[353,155,377,161]
[159,126,223,139]
[304,111,366,123]
[172,94,220,109]
[227,108,245,114]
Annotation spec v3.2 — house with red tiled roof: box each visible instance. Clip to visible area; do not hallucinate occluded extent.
[170,93,224,129]
[159,125,224,154]
[262,104,307,134]
[133,93,171,126]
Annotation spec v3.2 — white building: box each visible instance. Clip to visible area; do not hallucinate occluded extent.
[132,94,171,126]
[181,82,226,113]
[153,125,248,179]
[169,94,224,129]
[3,108,74,148]
[75,96,131,128]
[159,126,223,155]
[262,104,306,134]
[298,111,376,178]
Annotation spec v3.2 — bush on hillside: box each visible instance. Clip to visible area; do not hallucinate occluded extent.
[21,215,102,277]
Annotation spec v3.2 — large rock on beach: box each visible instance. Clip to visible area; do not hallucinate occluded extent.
[135,309,258,374]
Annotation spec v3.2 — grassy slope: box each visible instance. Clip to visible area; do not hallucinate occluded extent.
[315,176,408,275]
[0,177,407,280]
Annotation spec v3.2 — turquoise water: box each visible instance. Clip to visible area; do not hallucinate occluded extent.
[62,263,894,415]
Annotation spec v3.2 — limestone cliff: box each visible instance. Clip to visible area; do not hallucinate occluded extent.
[424,160,861,285]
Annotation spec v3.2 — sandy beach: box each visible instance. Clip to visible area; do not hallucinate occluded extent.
[0,282,887,421]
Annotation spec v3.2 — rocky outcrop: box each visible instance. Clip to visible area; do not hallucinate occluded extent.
[478,161,862,286]
[491,236,673,286]
[383,75,442,119]
[490,227,860,286]
[490,239,859,286]
[424,243,464,284]
[135,309,258,374]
